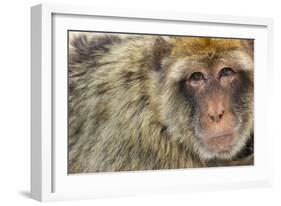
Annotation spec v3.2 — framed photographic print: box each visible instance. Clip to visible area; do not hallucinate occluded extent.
[31,3,274,201]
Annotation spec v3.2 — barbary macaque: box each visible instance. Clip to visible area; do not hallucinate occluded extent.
[68,32,254,173]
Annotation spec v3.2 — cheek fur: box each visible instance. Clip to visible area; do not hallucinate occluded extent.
[179,81,199,119]
[231,71,253,113]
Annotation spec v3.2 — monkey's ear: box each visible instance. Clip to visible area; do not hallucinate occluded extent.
[153,37,172,71]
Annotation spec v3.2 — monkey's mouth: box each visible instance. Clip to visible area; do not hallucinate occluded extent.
[203,133,235,153]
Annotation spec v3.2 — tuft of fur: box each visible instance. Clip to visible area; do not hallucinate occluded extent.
[68,33,254,173]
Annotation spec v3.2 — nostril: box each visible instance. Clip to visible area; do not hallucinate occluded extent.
[208,110,224,122]
[208,114,216,122]
[218,110,224,120]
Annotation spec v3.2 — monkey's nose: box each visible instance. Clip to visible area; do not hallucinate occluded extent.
[208,110,224,123]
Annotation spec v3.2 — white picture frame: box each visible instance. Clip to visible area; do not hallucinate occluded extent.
[31,3,274,202]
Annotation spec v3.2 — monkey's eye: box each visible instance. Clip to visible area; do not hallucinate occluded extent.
[190,72,205,81]
[219,67,235,78]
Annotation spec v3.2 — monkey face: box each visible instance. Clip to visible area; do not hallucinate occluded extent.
[159,38,254,161]
[183,62,253,159]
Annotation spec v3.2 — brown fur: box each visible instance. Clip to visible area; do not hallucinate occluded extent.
[68,32,254,173]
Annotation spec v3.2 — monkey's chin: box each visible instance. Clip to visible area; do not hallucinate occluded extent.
[204,134,235,153]
[195,133,243,160]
